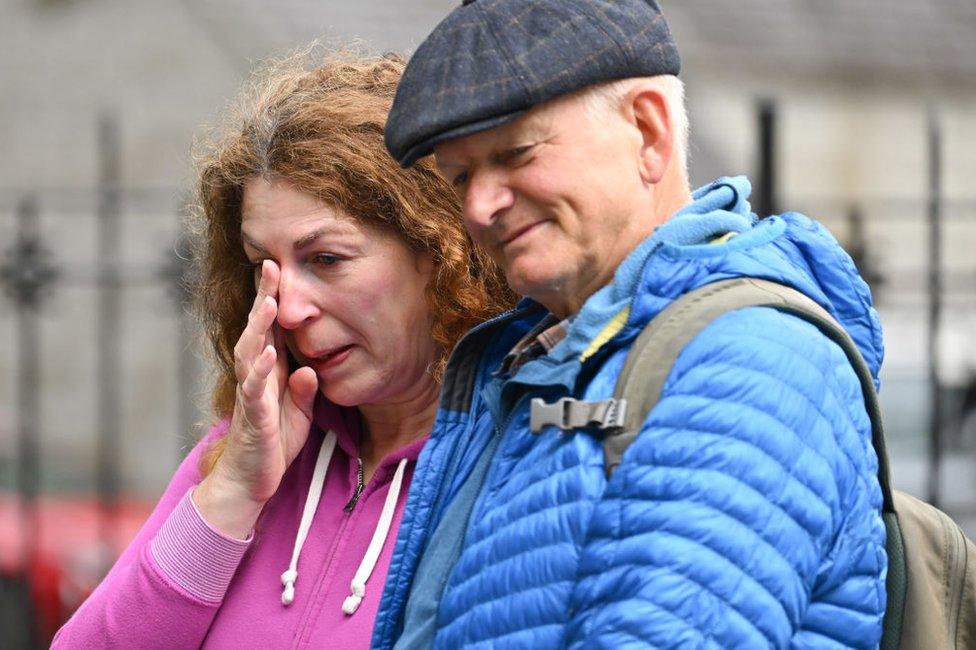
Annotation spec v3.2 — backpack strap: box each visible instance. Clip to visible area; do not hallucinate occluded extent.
[605,277,896,515]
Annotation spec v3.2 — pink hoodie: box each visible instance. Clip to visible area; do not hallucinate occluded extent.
[53,399,426,649]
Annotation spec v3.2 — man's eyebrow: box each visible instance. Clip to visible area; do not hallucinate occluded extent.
[435,158,465,172]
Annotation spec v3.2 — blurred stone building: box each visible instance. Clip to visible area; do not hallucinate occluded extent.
[1,0,974,521]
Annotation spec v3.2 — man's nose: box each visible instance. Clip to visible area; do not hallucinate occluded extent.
[463,169,515,234]
[275,269,319,330]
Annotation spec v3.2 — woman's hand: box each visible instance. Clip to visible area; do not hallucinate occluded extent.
[194,260,319,538]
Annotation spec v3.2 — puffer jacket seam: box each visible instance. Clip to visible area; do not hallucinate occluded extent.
[782,214,883,374]
[624,422,832,517]
[439,586,573,642]
[443,620,566,647]
[602,530,794,630]
[460,465,604,549]
[667,313,873,485]
[611,475,823,556]
[588,608,717,649]
[660,382,849,501]
[587,541,781,647]
[813,357,878,568]
[447,506,591,592]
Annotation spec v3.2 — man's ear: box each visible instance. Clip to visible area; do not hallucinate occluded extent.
[628,83,673,185]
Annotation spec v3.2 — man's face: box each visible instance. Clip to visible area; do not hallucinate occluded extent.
[434,93,653,317]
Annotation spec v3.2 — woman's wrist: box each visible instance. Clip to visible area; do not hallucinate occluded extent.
[192,472,266,540]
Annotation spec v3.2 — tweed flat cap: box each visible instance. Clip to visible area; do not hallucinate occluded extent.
[385,0,680,167]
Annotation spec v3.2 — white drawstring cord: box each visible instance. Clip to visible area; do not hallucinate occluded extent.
[341,458,408,615]
[281,430,337,606]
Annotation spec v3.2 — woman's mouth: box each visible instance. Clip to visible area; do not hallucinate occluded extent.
[309,345,355,370]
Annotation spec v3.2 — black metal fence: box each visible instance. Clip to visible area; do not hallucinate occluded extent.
[0,107,974,646]
[0,117,206,646]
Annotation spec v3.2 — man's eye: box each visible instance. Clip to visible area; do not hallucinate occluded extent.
[312,253,341,266]
[502,144,535,164]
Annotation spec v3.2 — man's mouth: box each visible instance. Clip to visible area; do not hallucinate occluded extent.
[500,220,546,248]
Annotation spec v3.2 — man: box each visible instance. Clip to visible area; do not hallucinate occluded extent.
[373,1,888,648]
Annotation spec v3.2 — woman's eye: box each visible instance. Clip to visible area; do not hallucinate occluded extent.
[451,171,469,188]
[249,261,265,286]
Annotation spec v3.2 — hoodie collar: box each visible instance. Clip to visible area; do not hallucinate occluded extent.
[312,396,428,470]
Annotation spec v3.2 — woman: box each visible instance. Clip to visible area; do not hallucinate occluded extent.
[53,51,512,648]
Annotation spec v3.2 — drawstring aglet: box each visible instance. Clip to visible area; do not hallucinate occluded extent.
[281,569,298,605]
[342,581,366,615]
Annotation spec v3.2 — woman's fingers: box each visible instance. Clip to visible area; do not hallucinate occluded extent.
[271,322,289,391]
[258,260,280,349]
[234,296,278,383]
[246,260,278,324]
[281,366,318,456]
[240,344,277,404]
[234,260,281,383]
[285,367,318,423]
[251,259,280,303]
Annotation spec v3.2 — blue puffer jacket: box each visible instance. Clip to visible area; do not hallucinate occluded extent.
[374,176,887,649]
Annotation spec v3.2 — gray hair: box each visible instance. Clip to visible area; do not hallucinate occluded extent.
[579,75,689,176]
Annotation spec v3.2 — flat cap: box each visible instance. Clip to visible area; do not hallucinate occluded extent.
[386,0,680,167]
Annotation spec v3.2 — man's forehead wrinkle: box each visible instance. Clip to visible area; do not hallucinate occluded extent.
[435,107,555,169]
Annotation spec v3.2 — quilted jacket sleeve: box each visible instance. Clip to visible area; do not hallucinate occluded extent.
[566,307,887,649]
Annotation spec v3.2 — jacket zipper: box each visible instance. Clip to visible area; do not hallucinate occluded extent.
[479,393,530,503]
[343,457,365,512]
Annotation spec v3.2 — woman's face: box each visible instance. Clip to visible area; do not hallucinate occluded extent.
[240,176,440,408]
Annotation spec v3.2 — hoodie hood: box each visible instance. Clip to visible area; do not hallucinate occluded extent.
[548,175,884,389]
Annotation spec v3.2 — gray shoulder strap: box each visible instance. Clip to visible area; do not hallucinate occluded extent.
[606,277,895,514]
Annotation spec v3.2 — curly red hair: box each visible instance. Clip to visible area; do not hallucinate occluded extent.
[188,49,514,473]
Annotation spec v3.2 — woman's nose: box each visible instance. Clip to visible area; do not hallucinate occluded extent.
[275,270,319,329]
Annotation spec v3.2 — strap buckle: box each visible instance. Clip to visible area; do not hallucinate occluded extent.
[529,397,627,433]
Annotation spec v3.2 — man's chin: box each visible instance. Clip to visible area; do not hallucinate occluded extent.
[506,268,568,304]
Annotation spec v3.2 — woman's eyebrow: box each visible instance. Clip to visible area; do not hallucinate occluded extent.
[242,224,356,254]
[241,233,268,254]
[294,227,333,250]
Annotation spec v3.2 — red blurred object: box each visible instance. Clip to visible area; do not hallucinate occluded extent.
[0,492,153,644]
